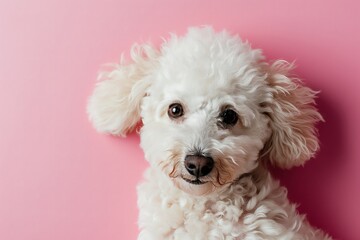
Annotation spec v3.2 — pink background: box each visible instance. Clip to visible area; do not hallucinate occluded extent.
[0,0,359,239]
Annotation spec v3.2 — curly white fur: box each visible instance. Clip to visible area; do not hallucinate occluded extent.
[87,27,331,239]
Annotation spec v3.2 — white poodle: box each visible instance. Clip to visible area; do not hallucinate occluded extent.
[87,27,332,240]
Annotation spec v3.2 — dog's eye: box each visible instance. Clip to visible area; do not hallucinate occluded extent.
[168,103,184,119]
[220,109,238,126]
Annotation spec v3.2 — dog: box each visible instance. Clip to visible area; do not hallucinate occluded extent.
[87,27,332,239]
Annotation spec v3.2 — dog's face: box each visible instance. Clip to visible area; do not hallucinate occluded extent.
[140,32,272,195]
[88,27,322,196]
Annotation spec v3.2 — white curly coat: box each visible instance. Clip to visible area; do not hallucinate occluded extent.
[87,27,332,240]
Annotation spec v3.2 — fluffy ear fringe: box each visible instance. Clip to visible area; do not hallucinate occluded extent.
[87,44,158,136]
[263,60,324,169]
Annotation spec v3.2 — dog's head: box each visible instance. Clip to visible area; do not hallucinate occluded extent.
[88,27,322,195]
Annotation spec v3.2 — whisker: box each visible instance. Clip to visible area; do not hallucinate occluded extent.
[169,161,180,178]
[227,156,238,166]
[212,147,224,155]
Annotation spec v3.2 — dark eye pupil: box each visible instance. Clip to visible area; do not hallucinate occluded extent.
[172,107,180,114]
[168,103,184,118]
[221,109,238,125]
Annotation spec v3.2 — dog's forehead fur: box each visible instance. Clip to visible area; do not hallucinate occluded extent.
[147,28,267,116]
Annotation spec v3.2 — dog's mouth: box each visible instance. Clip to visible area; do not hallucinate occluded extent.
[182,176,207,185]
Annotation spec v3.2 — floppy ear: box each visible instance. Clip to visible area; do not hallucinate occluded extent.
[87,44,159,136]
[262,60,323,169]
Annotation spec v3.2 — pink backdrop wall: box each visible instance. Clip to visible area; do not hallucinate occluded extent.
[1,0,359,239]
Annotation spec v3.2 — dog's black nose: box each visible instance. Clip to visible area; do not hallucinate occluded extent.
[184,155,214,177]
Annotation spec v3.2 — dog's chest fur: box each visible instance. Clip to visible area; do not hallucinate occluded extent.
[137,168,329,240]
